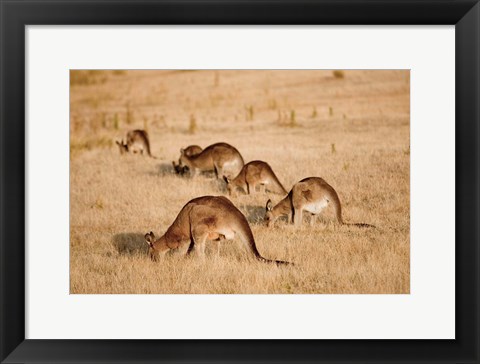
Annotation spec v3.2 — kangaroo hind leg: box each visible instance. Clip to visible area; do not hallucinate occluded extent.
[293,208,303,227]
[191,226,209,260]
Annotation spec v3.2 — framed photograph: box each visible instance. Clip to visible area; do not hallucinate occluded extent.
[1,0,479,363]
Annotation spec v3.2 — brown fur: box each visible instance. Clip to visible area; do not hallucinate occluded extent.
[224,160,287,196]
[145,196,291,265]
[182,145,203,157]
[123,129,155,158]
[265,177,375,228]
[179,142,244,179]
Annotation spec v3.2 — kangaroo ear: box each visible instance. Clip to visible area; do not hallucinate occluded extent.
[145,232,155,247]
[266,199,273,211]
[115,140,121,146]
[223,175,230,184]
[180,148,185,155]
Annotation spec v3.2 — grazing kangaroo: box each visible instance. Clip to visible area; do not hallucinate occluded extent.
[145,195,291,265]
[172,145,203,175]
[264,177,375,228]
[120,129,155,158]
[223,160,288,196]
[179,142,244,179]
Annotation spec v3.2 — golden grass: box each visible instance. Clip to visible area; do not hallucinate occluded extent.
[70,70,410,294]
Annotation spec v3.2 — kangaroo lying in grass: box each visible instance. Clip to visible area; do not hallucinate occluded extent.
[178,142,244,179]
[264,177,375,228]
[145,195,291,265]
[172,145,203,175]
[116,130,155,158]
[223,160,288,197]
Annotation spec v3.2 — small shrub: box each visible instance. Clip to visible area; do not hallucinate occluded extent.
[329,106,333,116]
[113,113,119,130]
[311,107,318,118]
[333,70,345,79]
[289,110,298,127]
[91,197,104,209]
[101,112,107,129]
[331,143,336,154]
[189,114,198,134]
[245,105,254,121]
[125,102,134,125]
[268,99,278,110]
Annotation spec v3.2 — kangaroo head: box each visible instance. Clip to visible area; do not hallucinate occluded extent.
[172,160,181,174]
[179,151,191,169]
[264,199,275,228]
[172,160,189,176]
[116,139,128,155]
[145,231,169,261]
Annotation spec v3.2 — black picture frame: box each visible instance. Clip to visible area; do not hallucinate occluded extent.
[1,1,479,363]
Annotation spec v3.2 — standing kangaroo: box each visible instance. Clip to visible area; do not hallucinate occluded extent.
[118,130,155,158]
[145,196,291,265]
[172,145,203,175]
[223,160,287,196]
[178,142,244,179]
[264,177,375,228]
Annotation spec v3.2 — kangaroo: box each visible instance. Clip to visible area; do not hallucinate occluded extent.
[223,160,288,197]
[178,142,244,179]
[123,129,155,158]
[172,145,203,175]
[264,177,375,228]
[145,195,291,265]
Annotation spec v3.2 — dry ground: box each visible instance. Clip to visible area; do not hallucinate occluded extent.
[70,70,410,294]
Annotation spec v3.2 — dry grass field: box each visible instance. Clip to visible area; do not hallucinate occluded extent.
[70,70,410,294]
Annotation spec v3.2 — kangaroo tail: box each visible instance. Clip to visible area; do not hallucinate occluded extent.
[273,174,288,195]
[266,165,288,195]
[256,256,294,266]
[344,222,376,228]
[238,227,293,266]
[327,187,344,224]
[146,147,156,158]
[143,135,154,158]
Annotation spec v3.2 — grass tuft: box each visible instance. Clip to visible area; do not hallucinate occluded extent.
[245,105,254,121]
[189,114,198,134]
